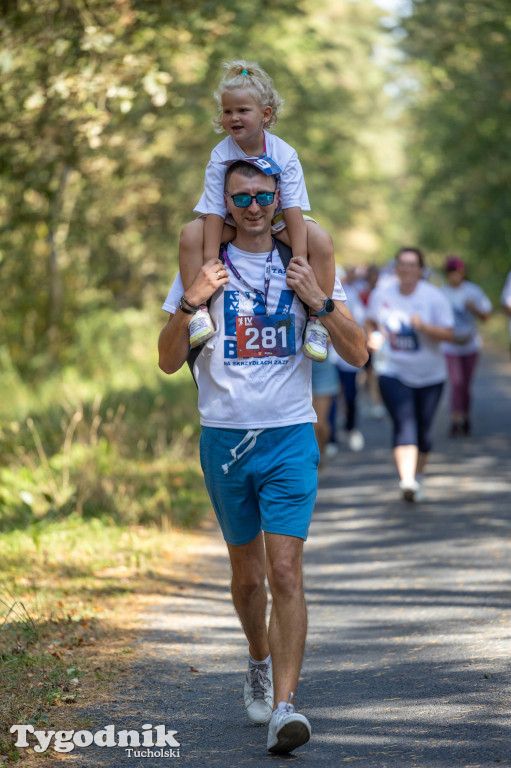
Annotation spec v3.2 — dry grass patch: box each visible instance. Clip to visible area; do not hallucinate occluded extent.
[0,517,217,765]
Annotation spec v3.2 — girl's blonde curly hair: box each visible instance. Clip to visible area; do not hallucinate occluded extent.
[212,59,284,134]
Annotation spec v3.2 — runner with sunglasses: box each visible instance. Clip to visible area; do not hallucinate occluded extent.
[159,159,368,754]
[178,59,335,363]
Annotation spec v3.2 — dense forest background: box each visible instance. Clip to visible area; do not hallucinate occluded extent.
[1,0,510,526]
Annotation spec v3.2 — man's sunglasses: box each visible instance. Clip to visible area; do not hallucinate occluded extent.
[228,192,276,208]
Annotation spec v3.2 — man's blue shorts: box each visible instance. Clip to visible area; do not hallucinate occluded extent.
[199,423,320,546]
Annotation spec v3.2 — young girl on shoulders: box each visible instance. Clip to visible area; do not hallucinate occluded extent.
[179,59,335,361]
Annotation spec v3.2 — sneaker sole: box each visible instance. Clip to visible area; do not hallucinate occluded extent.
[268,721,311,754]
[402,488,416,503]
[189,328,215,348]
[303,348,327,362]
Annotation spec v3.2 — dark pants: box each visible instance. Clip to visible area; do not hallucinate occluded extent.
[444,352,478,416]
[379,375,444,453]
[329,368,358,438]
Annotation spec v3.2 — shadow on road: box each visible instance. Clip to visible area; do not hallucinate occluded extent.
[71,351,511,767]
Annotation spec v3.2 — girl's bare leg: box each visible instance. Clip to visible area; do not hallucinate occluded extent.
[305,222,336,297]
[179,218,235,291]
[276,222,335,296]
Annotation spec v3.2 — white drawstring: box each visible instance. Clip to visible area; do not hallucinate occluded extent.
[222,429,265,474]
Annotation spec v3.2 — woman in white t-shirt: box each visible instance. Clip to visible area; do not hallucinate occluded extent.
[440,256,492,437]
[178,59,335,364]
[366,247,454,502]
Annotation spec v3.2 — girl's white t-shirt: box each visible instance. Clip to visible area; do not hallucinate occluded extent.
[162,243,346,429]
[440,280,492,356]
[366,280,454,387]
[194,131,310,218]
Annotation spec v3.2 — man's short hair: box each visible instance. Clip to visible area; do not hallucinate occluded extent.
[224,160,278,192]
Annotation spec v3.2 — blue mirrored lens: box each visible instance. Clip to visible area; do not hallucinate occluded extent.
[231,195,252,207]
[231,193,275,207]
[255,193,275,205]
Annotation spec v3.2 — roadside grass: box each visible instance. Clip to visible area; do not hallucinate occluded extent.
[0,313,212,762]
[0,517,211,765]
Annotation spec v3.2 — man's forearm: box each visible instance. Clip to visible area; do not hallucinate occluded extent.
[284,255,368,368]
[322,302,368,368]
[417,322,454,343]
[158,309,191,375]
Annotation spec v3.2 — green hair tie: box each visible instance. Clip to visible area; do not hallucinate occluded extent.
[241,69,249,75]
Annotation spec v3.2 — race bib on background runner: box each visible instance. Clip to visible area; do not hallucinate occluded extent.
[389,327,420,351]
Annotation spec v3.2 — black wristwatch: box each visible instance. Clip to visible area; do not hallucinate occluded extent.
[316,297,335,317]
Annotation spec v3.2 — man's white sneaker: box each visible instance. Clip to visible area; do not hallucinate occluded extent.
[303,318,328,362]
[189,307,215,348]
[267,696,311,754]
[243,658,273,725]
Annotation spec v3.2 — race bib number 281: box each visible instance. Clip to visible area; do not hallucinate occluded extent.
[236,314,295,358]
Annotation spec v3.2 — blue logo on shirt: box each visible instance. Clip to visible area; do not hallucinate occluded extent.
[223,289,295,358]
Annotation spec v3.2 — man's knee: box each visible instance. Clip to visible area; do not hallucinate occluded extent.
[267,551,303,599]
[231,558,266,599]
[233,572,266,601]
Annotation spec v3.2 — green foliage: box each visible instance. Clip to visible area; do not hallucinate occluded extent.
[1,0,400,373]
[0,306,209,533]
[395,0,511,294]
[1,0,507,540]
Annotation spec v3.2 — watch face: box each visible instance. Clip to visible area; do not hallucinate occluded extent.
[325,298,335,313]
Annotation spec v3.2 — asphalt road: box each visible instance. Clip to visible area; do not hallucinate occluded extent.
[70,350,511,768]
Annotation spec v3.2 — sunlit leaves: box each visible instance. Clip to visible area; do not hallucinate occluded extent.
[398,0,511,287]
[1,0,400,371]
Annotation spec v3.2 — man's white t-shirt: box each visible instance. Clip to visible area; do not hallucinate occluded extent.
[194,131,310,219]
[366,280,454,387]
[440,280,492,356]
[162,243,346,429]
[501,271,511,338]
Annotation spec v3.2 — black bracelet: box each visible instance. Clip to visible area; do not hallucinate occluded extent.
[181,295,201,311]
[178,297,195,315]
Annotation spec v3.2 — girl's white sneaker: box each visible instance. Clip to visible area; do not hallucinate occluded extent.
[188,308,215,348]
[303,319,328,362]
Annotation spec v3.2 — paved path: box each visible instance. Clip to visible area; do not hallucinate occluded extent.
[72,351,511,768]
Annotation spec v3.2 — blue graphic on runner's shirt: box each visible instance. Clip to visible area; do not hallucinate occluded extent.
[223,289,295,358]
[388,322,420,352]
